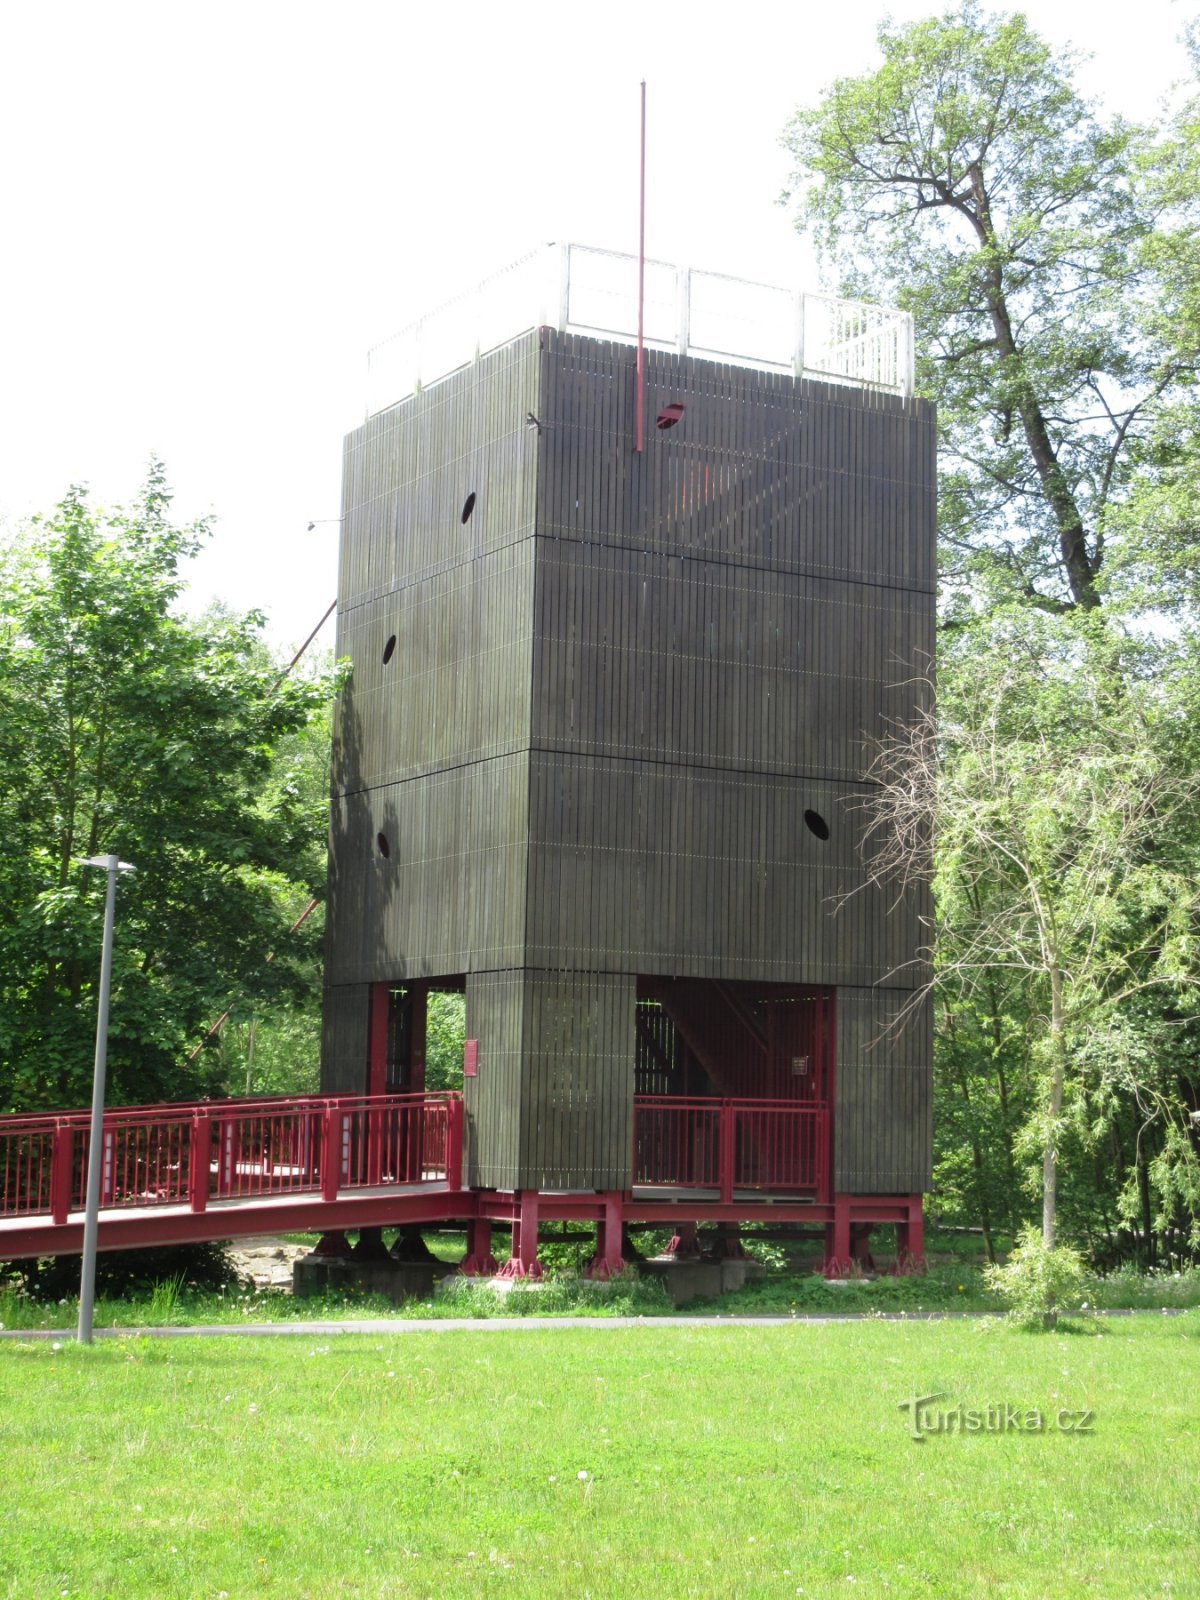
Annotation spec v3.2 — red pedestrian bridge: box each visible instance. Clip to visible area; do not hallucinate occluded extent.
[0,1091,921,1276]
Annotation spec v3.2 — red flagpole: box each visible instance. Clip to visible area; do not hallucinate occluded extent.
[635,79,646,454]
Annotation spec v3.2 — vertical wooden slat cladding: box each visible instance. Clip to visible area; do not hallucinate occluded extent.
[322,332,540,1095]
[463,969,635,1190]
[518,972,635,1191]
[320,984,372,1094]
[834,987,933,1193]
[324,753,530,985]
[463,970,526,1189]
[322,322,936,1198]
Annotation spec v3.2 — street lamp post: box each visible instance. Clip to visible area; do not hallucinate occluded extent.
[77,854,135,1346]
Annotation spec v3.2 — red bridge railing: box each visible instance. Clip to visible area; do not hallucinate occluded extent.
[0,1093,464,1224]
[633,1096,828,1202]
[2,1090,826,1229]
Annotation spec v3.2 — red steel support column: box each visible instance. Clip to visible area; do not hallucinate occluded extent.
[321,1108,342,1202]
[460,1218,498,1277]
[498,1190,542,1279]
[897,1194,925,1273]
[585,1192,626,1280]
[188,1115,211,1213]
[824,1192,852,1278]
[718,1101,734,1204]
[446,1095,464,1190]
[50,1124,73,1225]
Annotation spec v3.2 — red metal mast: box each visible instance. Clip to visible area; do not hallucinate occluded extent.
[635,79,646,454]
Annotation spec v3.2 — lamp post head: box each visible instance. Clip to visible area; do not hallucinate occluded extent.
[79,856,136,873]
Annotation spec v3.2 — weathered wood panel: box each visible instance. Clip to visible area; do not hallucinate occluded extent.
[530,541,931,782]
[320,983,372,1095]
[324,753,530,985]
[833,986,933,1192]
[524,753,928,988]
[463,970,526,1189]
[464,969,634,1190]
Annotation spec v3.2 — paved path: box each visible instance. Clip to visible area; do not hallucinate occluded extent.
[0,1308,1187,1340]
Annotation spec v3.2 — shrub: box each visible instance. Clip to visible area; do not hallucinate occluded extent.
[984,1225,1087,1329]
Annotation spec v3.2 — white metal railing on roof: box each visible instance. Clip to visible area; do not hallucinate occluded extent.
[365,243,915,417]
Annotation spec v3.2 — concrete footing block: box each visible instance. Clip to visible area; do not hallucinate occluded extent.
[293,1257,446,1305]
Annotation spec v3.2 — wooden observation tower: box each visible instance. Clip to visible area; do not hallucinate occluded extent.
[319,245,935,1276]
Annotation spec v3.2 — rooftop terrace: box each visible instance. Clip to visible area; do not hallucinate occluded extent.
[366,242,915,417]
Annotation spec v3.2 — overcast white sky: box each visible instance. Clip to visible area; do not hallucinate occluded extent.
[0,1,1194,650]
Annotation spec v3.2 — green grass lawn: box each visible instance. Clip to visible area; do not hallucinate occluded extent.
[1,1317,1197,1598]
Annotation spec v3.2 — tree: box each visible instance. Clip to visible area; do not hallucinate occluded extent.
[0,467,333,1113]
[862,612,1200,1251]
[783,5,1200,1262]
[781,4,1199,618]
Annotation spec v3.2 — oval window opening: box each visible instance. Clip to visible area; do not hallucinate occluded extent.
[376,832,391,859]
[461,491,477,524]
[382,634,396,665]
[804,809,830,841]
[656,402,685,430]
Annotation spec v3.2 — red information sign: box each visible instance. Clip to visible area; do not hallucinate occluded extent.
[464,1038,479,1078]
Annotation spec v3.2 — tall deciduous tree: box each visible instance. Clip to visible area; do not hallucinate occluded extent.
[863,615,1200,1250]
[782,4,1198,617]
[0,466,332,1112]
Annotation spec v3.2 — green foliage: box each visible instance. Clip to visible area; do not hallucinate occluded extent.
[866,607,1200,1254]
[0,467,335,1112]
[985,1223,1088,1329]
[425,990,466,1091]
[782,4,1197,618]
